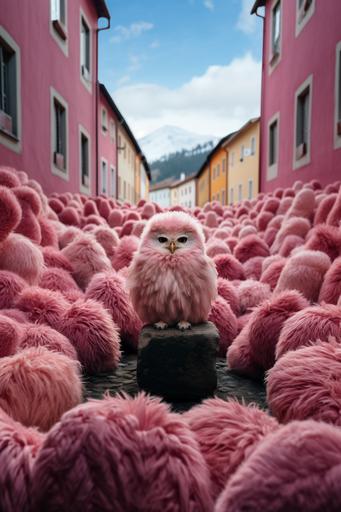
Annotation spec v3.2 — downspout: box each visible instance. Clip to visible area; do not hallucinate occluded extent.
[253,6,265,194]
[95,16,110,196]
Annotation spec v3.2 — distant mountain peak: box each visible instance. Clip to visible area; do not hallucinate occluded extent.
[139,125,219,163]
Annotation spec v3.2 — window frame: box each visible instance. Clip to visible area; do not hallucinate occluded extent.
[296,0,315,37]
[269,0,282,74]
[110,165,116,198]
[101,158,108,194]
[80,8,92,93]
[267,111,280,181]
[50,0,68,56]
[293,74,313,170]
[109,119,116,143]
[238,184,243,202]
[334,41,341,150]
[50,87,69,181]
[230,187,234,205]
[248,179,253,200]
[79,124,90,194]
[250,136,256,155]
[101,107,108,135]
[0,27,21,154]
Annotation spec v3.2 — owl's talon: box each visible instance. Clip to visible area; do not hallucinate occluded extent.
[155,321,168,330]
[177,321,191,331]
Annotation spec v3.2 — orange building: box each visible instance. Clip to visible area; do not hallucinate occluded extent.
[196,133,235,206]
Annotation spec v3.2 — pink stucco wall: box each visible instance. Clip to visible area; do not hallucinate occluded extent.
[0,0,100,195]
[98,92,118,198]
[259,0,341,192]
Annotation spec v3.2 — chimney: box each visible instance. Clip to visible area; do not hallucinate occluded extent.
[180,172,186,181]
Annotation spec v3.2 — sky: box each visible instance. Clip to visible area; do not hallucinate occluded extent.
[98,0,263,139]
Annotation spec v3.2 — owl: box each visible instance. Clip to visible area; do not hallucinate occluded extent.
[127,212,217,330]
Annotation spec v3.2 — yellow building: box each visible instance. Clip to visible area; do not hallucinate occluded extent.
[224,118,260,204]
[196,163,210,207]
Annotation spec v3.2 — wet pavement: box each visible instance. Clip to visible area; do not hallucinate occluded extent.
[83,354,267,413]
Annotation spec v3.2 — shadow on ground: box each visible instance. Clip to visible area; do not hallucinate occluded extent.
[83,354,267,413]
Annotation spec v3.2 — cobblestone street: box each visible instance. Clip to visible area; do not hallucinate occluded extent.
[83,354,267,413]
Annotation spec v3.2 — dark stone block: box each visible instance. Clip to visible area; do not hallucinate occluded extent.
[136,322,219,402]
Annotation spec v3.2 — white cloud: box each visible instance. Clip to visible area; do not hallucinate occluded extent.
[203,0,214,10]
[237,0,257,34]
[111,21,154,43]
[112,53,261,138]
[150,40,160,49]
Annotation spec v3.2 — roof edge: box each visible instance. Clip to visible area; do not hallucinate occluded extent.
[251,0,266,15]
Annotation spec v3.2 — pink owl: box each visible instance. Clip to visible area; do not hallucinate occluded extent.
[127,212,217,330]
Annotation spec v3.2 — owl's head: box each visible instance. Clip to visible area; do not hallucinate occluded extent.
[140,212,205,256]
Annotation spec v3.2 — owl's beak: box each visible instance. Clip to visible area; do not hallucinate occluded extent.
[168,241,177,254]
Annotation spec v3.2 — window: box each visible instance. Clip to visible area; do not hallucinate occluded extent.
[217,164,220,177]
[101,160,107,194]
[251,136,256,155]
[230,152,234,167]
[294,75,312,169]
[110,120,116,143]
[270,0,281,70]
[296,0,315,36]
[248,179,253,200]
[80,12,91,90]
[238,184,243,202]
[51,88,68,179]
[221,190,225,205]
[110,167,116,197]
[101,108,108,133]
[123,180,126,198]
[0,28,21,153]
[79,127,90,193]
[268,112,279,180]
[240,145,244,162]
[222,158,226,173]
[335,41,341,149]
[51,0,67,39]
[50,0,68,54]
[230,188,234,204]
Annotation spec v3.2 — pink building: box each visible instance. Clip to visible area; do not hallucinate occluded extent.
[0,0,150,198]
[252,0,341,192]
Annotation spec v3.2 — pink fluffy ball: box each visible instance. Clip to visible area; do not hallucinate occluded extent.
[184,398,278,500]
[0,314,21,357]
[247,290,309,371]
[16,287,68,329]
[59,298,121,373]
[0,234,44,285]
[276,304,341,359]
[209,296,238,356]
[319,256,341,304]
[39,267,79,294]
[31,393,213,512]
[217,277,239,315]
[234,235,269,263]
[0,347,81,431]
[268,341,341,426]
[61,234,111,289]
[216,420,341,512]
[0,407,44,512]
[213,253,246,281]
[42,246,73,272]
[0,186,22,242]
[112,235,139,271]
[237,280,270,314]
[0,270,26,308]
[85,271,142,351]
[227,324,263,380]
[20,324,77,360]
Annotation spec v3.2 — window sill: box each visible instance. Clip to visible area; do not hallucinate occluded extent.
[0,127,19,142]
[53,20,67,41]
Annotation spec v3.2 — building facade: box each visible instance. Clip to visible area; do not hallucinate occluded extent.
[170,173,196,208]
[0,0,150,200]
[196,164,210,207]
[210,145,228,204]
[224,118,260,204]
[149,180,172,208]
[252,0,341,192]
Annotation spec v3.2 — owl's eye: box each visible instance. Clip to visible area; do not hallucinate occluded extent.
[177,236,188,244]
[158,236,168,243]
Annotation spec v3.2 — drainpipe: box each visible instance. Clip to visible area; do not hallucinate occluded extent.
[252,6,265,194]
[95,16,110,196]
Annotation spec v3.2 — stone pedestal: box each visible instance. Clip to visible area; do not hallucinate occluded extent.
[136,322,219,402]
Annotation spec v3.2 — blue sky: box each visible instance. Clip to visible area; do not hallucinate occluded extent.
[99,0,263,138]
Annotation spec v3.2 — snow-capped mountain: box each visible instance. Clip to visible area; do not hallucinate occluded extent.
[139,125,219,163]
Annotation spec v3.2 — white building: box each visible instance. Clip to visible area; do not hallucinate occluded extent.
[171,173,196,208]
[149,179,172,207]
